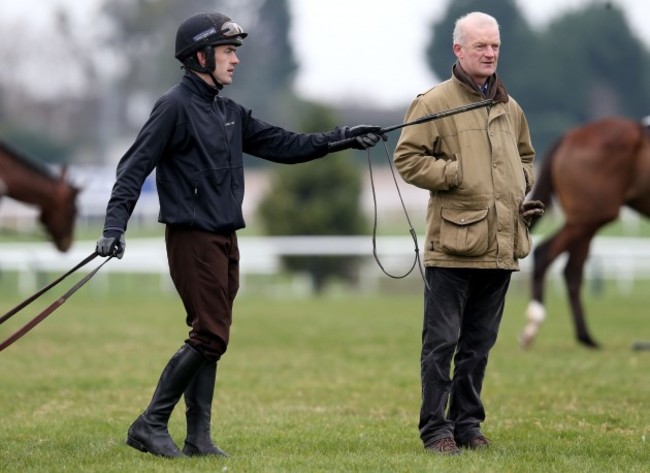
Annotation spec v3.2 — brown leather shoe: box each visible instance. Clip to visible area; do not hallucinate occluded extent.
[425,437,462,455]
[458,435,491,449]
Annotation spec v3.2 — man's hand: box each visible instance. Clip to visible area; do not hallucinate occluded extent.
[328,125,388,152]
[520,200,545,227]
[345,125,388,150]
[96,229,126,259]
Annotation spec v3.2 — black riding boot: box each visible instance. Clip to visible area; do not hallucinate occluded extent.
[126,343,206,458]
[182,361,229,457]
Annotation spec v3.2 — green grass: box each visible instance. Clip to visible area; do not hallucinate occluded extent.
[0,277,648,472]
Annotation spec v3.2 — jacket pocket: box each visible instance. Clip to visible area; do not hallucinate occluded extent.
[439,207,489,256]
[514,216,532,259]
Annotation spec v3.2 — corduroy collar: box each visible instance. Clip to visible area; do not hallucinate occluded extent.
[452,61,509,104]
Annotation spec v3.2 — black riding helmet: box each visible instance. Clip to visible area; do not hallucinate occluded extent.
[175,12,247,75]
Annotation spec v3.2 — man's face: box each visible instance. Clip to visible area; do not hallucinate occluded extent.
[213,44,240,86]
[453,25,500,86]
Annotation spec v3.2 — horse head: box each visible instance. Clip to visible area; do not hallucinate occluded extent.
[39,166,80,252]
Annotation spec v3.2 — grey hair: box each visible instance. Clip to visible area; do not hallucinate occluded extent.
[453,12,500,46]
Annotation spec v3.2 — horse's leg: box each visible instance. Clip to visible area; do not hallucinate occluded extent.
[520,230,567,348]
[563,234,600,349]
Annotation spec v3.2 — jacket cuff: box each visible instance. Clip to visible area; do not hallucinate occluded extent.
[445,160,459,188]
[523,168,532,193]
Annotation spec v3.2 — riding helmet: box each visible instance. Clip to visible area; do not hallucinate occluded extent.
[175,12,247,62]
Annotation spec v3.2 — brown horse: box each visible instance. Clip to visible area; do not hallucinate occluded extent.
[0,141,79,252]
[520,117,650,349]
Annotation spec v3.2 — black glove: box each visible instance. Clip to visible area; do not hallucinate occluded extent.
[96,229,126,259]
[520,200,545,227]
[345,125,387,150]
[328,125,387,152]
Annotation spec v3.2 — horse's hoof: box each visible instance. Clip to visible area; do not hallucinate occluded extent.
[578,336,601,349]
[518,330,535,349]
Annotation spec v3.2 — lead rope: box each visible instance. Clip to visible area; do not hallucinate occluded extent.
[0,252,111,352]
[367,142,430,292]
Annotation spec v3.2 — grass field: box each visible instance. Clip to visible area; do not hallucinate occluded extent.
[0,275,648,472]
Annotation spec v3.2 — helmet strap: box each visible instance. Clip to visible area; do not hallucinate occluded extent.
[208,72,223,90]
[203,46,216,73]
[202,46,222,89]
[182,46,223,90]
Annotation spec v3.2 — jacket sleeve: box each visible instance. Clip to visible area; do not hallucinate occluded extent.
[103,96,177,232]
[393,97,459,191]
[241,110,345,164]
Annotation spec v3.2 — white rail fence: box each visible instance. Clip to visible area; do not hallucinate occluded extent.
[1,236,649,295]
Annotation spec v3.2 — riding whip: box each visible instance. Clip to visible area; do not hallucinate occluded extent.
[0,252,111,352]
[328,98,494,149]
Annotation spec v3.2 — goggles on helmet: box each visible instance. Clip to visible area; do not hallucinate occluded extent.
[192,21,245,43]
[221,21,245,38]
[175,13,247,62]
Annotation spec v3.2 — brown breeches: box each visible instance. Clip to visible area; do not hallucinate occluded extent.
[165,226,239,362]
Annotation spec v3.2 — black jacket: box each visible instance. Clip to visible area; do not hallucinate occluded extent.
[103,72,346,234]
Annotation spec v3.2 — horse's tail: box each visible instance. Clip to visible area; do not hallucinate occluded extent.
[527,138,561,230]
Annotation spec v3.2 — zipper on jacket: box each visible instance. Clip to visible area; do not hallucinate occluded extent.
[191,184,198,224]
[213,97,238,202]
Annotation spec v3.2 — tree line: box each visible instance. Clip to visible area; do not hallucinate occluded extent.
[0,0,647,164]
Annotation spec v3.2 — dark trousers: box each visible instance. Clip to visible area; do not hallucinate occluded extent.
[166,226,239,362]
[419,267,511,446]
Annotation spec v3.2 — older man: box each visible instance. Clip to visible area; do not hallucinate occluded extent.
[394,11,542,455]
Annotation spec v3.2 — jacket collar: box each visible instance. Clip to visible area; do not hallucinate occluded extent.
[181,71,221,100]
[452,61,509,104]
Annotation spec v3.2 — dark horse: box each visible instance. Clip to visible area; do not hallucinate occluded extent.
[0,141,79,252]
[520,117,650,349]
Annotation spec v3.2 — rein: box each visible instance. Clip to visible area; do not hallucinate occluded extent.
[366,142,429,291]
[361,99,494,292]
[0,252,111,352]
